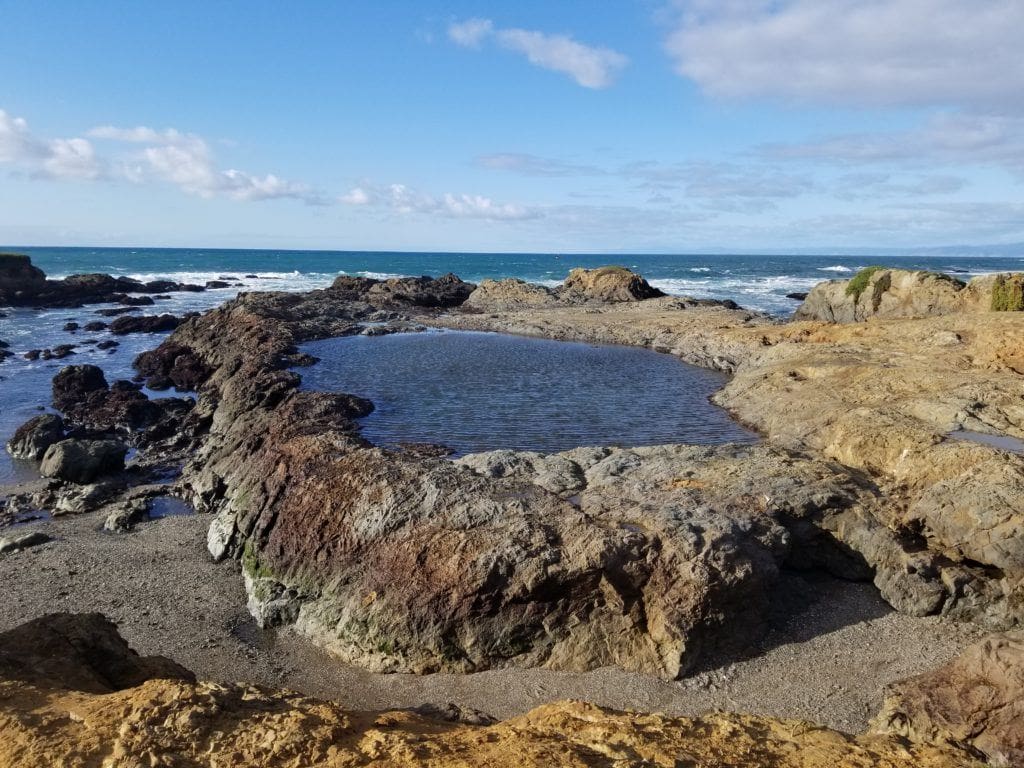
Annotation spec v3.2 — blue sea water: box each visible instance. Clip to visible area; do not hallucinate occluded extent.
[2,246,1023,484]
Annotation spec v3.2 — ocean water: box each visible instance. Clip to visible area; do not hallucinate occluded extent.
[299,330,757,455]
[16,246,1024,316]
[3,246,1023,484]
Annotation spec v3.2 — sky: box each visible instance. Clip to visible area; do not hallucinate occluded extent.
[1,0,1023,253]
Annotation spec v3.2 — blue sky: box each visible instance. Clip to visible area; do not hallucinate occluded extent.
[1,0,1023,252]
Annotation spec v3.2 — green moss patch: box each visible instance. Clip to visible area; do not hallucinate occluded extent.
[845,266,887,302]
[991,274,1024,311]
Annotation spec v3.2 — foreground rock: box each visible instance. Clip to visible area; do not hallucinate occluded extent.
[874,632,1024,765]
[0,253,204,308]
[795,267,1024,322]
[39,438,127,484]
[0,613,980,767]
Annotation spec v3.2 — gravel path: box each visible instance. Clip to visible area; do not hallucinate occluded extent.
[0,508,984,733]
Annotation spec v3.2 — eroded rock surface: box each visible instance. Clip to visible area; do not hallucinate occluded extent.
[0,613,981,768]
[874,632,1024,765]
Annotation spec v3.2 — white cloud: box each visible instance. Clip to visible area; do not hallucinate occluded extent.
[340,181,538,221]
[448,18,627,89]
[340,187,371,205]
[475,152,604,177]
[666,0,1024,111]
[447,17,493,48]
[91,122,323,203]
[0,110,102,180]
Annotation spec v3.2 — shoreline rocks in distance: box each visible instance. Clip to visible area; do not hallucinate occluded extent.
[0,253,206,308]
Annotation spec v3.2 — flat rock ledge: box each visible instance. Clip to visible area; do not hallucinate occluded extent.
[0,613,989,767]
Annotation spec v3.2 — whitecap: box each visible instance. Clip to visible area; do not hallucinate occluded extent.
[817,265,853,273]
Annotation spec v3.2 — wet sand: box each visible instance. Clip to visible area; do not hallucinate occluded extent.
[0,507,984,733]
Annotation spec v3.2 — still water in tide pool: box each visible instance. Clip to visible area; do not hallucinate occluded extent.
[297,330,758,455]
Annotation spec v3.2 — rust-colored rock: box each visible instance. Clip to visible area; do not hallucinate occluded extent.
[874,632,1024,765]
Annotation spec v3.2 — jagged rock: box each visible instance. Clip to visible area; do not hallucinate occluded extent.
[561,266,665,302]
[62,321,79,331]
[464,278,560,310]
[108,313,181,335]
[205,279,230,289]
[39,438,127,484]
[0,531,50,554]
[5,414,64,460]
[874,633,1024,765]
[82,320,107,332]
[114,294,155,306]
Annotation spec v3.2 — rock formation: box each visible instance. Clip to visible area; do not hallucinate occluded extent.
[0,613,983,768]
[562,265,666,302]
[5,414,64,460]
[795,267,1024,322]
[0,253,205,308]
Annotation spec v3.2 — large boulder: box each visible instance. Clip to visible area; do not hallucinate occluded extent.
[5,414,64,460]
[561,266,665,302]
[51,364,109,413]
[39,438,127,484]
[874,633,1024,765]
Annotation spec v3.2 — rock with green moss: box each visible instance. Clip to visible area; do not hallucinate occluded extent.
[991,274,1024,312]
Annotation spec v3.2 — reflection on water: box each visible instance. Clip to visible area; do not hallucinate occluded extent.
[298,330,758,455]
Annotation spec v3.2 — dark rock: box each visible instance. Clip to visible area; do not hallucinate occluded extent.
[40,438,127,484]
[63,321,80,332]
[0,613,194,693]
[205,280,230,289]
[329,272,476,308]
[245,274,259,278]
[95,340,119,350]
[786,292,809,301]
[115,294,155,307]
[133,342,212,390]
[109,314,180,335]
[24,349,41,361]
[83,321,107,332]
[6,414,65,460]
[95,307,141,317]
[53,365,109,413]
[0,254,209,308]
[43,344,77,360]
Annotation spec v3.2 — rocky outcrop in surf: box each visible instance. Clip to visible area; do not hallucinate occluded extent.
[0,253,205,308]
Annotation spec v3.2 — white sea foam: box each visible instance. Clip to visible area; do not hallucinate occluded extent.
[689,267,712,273]
[817,265,853,273]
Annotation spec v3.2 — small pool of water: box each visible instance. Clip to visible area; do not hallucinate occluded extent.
[298,330,757,455]
[949,429,1024,454]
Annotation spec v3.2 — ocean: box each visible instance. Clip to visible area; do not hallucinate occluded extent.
[3,246,1023,483]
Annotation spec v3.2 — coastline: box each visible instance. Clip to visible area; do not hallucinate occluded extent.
[2,260,1023,764]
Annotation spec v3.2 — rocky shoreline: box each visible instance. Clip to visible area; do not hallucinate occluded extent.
[2,259,1023,764]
